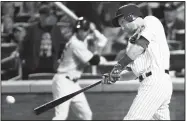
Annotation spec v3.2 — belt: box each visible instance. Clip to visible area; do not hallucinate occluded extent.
[65,76,78,82]
[139,69,169,82]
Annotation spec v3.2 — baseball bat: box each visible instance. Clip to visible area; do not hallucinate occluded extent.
[34,80,102,115]
[54,2,78,20]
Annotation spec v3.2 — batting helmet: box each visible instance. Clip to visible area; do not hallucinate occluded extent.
[112,4,143,27]
[75,17,90,32]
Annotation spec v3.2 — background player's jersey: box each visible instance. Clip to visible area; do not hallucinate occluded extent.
[127,16,170,77]
[57,34,93,79]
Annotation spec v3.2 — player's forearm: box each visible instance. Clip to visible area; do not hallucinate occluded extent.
[93,29,108,48]
[119,70,137,81]
[117,44,145,69]
[117,54,133,70]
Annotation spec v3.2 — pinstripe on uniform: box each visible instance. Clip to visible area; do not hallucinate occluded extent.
[123,16,173,120]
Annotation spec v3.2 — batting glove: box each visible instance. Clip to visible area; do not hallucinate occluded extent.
[102,71,121,85]
[109,66,121,83]
[102,73,114,84]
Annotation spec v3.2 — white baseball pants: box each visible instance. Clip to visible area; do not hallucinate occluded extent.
[123,72,173,120]
[52,74,92,120]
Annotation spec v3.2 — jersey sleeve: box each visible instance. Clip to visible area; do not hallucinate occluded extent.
[72,41,94,63]
[140,26,153,42]
[135,36,149,49]
[140,17,156,42]
[93,30,108,47]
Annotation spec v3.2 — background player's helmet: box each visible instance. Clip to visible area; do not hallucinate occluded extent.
[74,17,90,32]
[112,4,143,27]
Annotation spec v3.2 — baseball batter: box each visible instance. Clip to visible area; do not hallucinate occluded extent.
[102,4,173,120]
[52,17,107,120]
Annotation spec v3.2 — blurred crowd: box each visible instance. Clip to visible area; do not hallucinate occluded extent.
[1,1,185,80]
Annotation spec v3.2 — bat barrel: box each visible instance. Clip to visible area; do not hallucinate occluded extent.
[54,2,78,20]
[34,101,54,115]
[34,80,102,115]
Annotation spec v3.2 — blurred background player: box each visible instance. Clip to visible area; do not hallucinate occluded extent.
[52,17,107,120]
[20,4,66,79]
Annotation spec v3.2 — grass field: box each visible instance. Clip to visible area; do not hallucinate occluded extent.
[2,91,185,120]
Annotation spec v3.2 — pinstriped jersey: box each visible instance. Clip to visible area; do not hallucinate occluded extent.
[127,16,170,77]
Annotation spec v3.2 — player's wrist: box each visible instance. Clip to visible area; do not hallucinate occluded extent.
[114,63,123,71]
